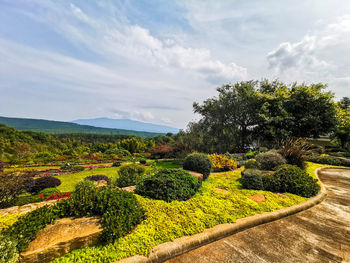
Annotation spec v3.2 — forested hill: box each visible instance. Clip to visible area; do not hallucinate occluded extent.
[0,116,163,138]
[0,124,156,163]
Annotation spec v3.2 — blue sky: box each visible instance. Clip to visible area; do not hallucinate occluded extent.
[1,0,350,129]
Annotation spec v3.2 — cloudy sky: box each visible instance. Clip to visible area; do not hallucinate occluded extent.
[1,0,350,129]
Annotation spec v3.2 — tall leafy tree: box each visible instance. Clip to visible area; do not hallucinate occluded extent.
[188,80,338,152]
[193,81,261,152]
[334,98,350,150]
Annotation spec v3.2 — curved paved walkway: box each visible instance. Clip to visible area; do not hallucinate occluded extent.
[167,168,350,263]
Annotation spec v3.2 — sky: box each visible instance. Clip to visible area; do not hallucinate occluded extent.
[1,0,350,129]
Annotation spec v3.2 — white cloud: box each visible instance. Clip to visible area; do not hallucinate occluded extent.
[103,25,248,82]
[267,15,350,97]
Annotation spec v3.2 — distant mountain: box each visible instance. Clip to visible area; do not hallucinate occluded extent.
[0,116,163,138]
[73,117,179,134]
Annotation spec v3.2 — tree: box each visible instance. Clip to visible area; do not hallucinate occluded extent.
[188,80,338,152]
[334,104,350,150]
[193,81,261,152]
[339,97,350,110]
[116,138,146,154]
[282,83,337,138]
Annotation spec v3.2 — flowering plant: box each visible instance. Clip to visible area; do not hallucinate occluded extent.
[39,192,71,201]
[208,154,238,172]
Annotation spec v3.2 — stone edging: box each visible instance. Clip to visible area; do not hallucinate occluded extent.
[117,167,329,263]
[0,199,59,217]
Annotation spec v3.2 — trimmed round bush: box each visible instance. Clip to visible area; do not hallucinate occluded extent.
[255,151,286,170]
[135,168,201,202]
[244,159,259,169]
[183,153,212,180]
[85,174,111,185]
[240,170,264,190]
[31,176,61,193]
[115,164,146,187]
[19,176,35,193]
[263,164,320,197]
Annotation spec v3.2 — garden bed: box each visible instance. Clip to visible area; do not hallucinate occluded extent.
[49,165,325,263]
[1,162,334,262]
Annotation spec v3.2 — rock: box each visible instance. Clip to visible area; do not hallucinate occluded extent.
[249,194,266,203]
[214,188,229,195]
[274,193,289,199]
[94,180,108,187]
[0,199,58,217]
[122,185,136,192]
[20,217,102,263]
[186,171,203,181]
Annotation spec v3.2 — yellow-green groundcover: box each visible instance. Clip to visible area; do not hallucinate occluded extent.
[1,162,329,262]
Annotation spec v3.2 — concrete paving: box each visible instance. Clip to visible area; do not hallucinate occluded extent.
[166,168,350,263]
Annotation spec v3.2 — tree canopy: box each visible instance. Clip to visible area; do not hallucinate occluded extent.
[182,80,338,152]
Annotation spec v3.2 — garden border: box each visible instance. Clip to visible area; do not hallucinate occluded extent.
[117,167,330,263]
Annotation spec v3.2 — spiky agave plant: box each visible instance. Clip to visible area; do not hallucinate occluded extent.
[278,138,310,168]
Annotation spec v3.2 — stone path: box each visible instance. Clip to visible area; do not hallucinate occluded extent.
[166,168,350,263]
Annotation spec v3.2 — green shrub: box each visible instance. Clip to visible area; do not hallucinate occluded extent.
[112,161,122,167]
[4,180,145,253]
[306,154,350,167]
[255,151,286,170]
[0,233,19,263]
[240,170,264,190]
[0,176,32,208]
[278,138,309,168]
[95,187,145,243]
[85,175,111,185]
[244,159,259,169]
[58,182,145,243]
[183,153,212,180]
[115,164,146,188]
[135,169,201,202]
[263,164,320,197]
[245,149,257,159]
[59,180,98,217]
[31,176,61,193]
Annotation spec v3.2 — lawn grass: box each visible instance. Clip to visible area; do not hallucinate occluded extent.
[150,159,182,169]
[55,167,120,192]
[52,165,323,263]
